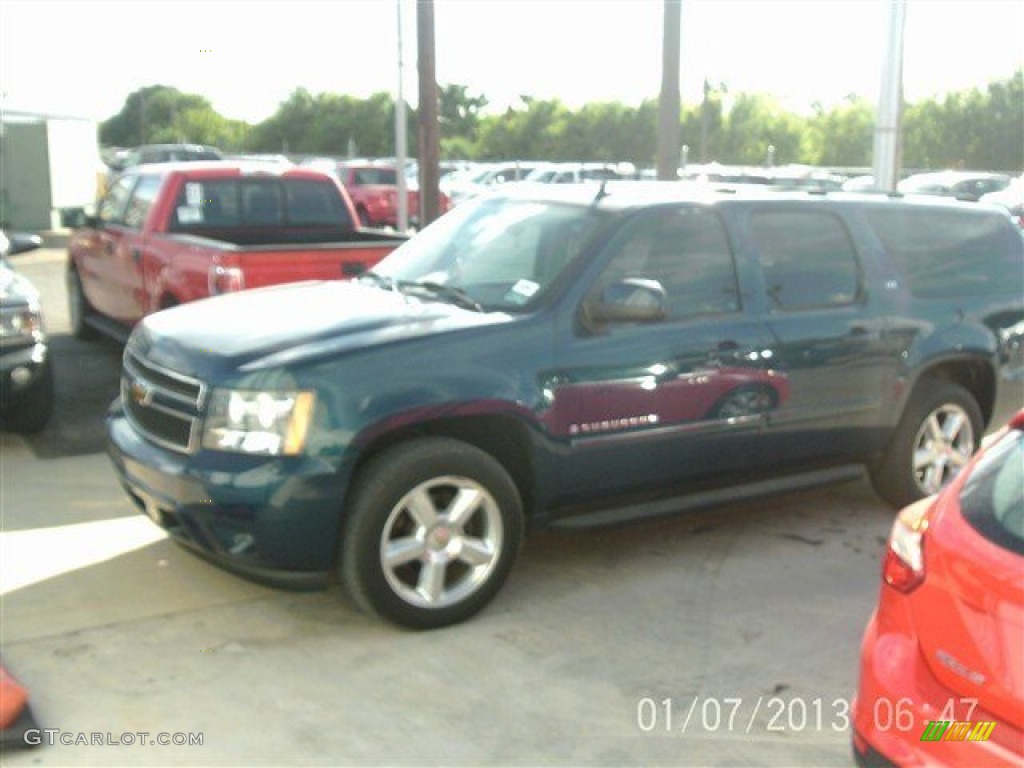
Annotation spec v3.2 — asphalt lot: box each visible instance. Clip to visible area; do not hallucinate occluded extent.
[0,247,902,766]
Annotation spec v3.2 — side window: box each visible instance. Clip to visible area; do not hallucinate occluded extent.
[123,175,164,230]
[98,175,137,225]
[594,207,740,320]
[865,207,1022,298]
[750,210,860,311]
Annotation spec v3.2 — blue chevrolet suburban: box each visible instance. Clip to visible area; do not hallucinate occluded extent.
[107,183,1024,628]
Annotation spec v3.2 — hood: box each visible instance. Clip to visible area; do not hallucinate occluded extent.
[133,280,512,379]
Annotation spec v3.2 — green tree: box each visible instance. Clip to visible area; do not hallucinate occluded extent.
[476,97,572,160]
[439,84,488,143]
[246,89,408,158]
[718,93,808,165]
[101,85,245,149]
[807,97,874,167]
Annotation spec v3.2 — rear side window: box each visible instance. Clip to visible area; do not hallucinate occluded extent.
[169,178,353,231]
[750,210,861,311]
[351,168,397,185]
[960,429,1024,555]
[865,208,1023,298]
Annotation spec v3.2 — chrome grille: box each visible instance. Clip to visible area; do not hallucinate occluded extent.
[121,352,206,453]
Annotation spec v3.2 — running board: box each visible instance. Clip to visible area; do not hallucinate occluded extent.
[548,465,868,530]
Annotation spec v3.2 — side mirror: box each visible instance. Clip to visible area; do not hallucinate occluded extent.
[4,232,43,257]
[587,278,667,323]
[68,205,100,229]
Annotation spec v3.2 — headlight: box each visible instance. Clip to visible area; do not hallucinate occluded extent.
[202,389,316,456]
[0,305,43,343]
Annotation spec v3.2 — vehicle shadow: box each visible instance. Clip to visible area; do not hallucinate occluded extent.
[16,333,124,459]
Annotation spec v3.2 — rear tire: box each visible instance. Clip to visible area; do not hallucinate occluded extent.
[869,379,982,508]
[340,438,523,629]
[67,266,99,341]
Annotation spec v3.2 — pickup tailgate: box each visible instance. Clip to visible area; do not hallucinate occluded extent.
[216,239,402,289]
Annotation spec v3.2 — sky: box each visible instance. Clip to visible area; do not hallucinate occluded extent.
[1,0,1022,125]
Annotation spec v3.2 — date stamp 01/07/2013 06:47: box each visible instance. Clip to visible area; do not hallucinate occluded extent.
[634,695,993,740]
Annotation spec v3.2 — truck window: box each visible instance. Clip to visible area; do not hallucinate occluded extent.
[749,210,861,311]
[865,208,1022,298]
[123,175,165,230]
[168,178,354,231]
[98,175,137,225]
[594,206,740,320]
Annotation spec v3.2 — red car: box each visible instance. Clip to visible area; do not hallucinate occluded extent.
[852,410,1024,767]
[334,162,451,229]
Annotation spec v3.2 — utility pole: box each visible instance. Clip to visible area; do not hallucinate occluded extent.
[395,0,408,232]
[873,0,906,192]
[656,0,682,181]
[417,0,441,226]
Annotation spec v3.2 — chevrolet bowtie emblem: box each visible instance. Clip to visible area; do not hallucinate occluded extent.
[130,379,154,406]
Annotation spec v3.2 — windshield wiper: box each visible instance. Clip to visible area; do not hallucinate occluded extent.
[358,270,398,292]
[360,271,483,312]
[404,280,484,312]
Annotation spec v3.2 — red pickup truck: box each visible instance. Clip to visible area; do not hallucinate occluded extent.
[67,162,406,340]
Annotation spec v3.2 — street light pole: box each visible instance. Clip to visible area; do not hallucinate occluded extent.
[873,0,906,192]
[656,0,682,181]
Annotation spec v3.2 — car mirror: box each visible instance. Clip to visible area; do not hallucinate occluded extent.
[587,278,666,323]
[69,205,100,229]
[4,232,43,257]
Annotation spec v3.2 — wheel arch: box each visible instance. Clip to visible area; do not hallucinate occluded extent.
[345,412,538,525]
[904,356,996,429]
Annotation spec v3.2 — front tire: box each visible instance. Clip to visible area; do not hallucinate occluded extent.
[67,266,99,341]
[869,379,982,508]
[340,438,524,629]
[2,360,54,434]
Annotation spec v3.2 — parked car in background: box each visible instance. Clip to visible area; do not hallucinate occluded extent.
[0,230,52,433]
[441,162,542,205]
[110,143,224,172]
[525,162,635,184]
[107,184,1024,629]
[329,161,451,229]
[852,408,1024,768]
[898,170,1012,201]
[68,162,405,341]
[980,174,1024,228]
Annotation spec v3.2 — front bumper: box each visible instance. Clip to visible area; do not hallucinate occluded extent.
[852,601,1022,767]
[107,399,348,589]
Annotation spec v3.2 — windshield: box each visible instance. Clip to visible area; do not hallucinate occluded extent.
[369,197,607,312]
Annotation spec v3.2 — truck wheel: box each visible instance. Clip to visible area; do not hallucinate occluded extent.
[67,267,99,341]
[869,379,982,508]
[340,438,523,629]
[356,207,372,228]
[3,360,54,434]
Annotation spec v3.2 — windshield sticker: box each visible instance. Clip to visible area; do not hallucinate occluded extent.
[504,279,540,305]
[177,206,203,224]
[185,183,204,206]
